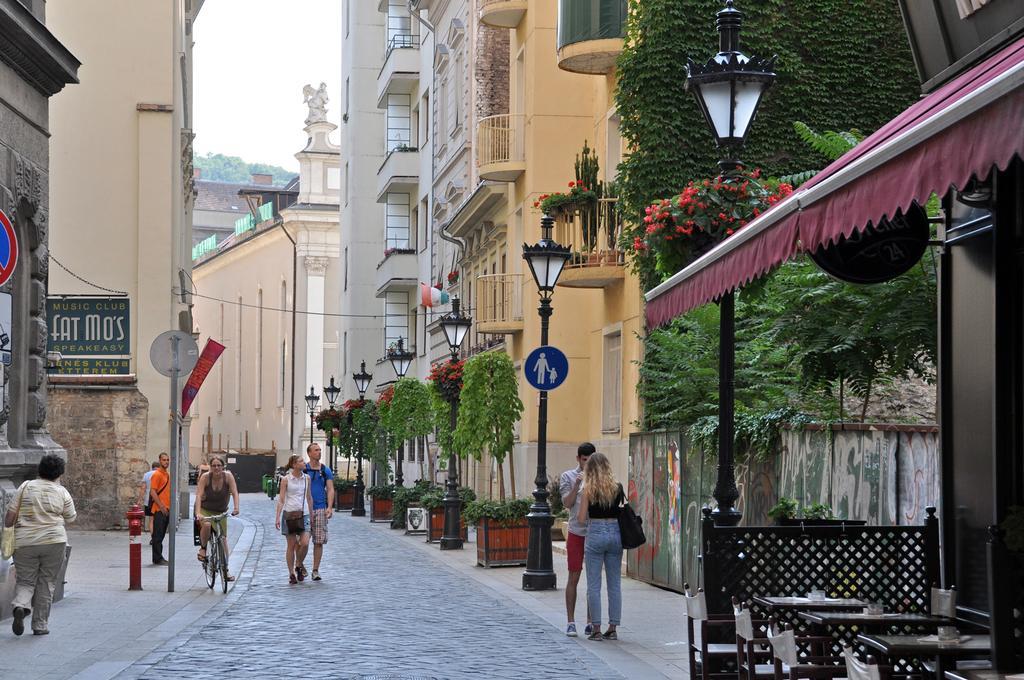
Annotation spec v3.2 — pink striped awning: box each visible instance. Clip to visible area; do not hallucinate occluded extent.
[645,36,1024,329]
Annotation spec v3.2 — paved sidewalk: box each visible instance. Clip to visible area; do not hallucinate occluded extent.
[0,504,260,680]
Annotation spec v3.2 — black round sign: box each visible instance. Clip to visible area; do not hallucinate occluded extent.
[810,202,929,284]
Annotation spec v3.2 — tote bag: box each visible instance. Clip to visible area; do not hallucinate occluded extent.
[617,503,646,549]
[1,525,13,561]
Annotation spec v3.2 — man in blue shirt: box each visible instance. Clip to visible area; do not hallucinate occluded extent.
[303,443,334,581]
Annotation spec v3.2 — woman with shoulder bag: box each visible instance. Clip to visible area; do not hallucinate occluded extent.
[3,454,77,636]
[274,454,313,584]
[576,452,625,641]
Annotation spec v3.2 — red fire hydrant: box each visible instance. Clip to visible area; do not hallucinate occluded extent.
[126,504,144,591]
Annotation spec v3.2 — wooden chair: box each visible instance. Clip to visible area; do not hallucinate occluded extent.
[686,585,740,680]
[767,624,849,680]
[733,597,775,680]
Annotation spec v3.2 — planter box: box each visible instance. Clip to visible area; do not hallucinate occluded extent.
[370,497,393,522]
[552,519,567,542]
[476,518,530,567]
[426,506,467,543]
[774,518,868,527]
[335,488,355,511]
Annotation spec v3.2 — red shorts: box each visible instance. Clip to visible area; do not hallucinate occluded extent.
[567,531,585,572]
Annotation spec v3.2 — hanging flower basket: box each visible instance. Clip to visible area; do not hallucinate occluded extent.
[629,168,793,280]
[314,407,345,432]
[447,270,459,285]
[429,359,464,401]
[534,181,598,218]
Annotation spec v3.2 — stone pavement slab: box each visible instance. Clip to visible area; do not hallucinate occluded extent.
[0,501,259,680]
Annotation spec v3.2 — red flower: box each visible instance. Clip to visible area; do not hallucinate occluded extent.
[568,181,575,188]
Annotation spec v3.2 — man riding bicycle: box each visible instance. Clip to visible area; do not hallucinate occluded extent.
[194,455,240,581]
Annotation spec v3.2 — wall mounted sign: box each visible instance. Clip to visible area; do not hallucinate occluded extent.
[810,202,929,284]
[0,209,18,287]
[47,297,130,356]
[524,345,569,391]
[49,358,131,375]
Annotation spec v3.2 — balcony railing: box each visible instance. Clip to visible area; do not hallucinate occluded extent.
[192,235,217,261]
[233,201,274,235]
[476,114,526,181]
[552,197,626,288]
[475,273,524,334]
[385,33,418,62]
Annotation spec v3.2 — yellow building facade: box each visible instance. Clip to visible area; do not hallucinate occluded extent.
[458,0,638,491]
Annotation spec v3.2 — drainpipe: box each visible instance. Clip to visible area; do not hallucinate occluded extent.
[278,220,298,453]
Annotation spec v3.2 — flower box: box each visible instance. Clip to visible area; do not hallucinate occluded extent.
[426,506,468,543]
[335,488,355,511]
[371,497,393,522]
[476,518,530,567]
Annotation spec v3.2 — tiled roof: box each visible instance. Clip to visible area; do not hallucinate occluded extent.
[195,180,273,212]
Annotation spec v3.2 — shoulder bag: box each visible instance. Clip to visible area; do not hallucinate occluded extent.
[2,485,26,560]
[617,493,646,549]
[283,475,307,534]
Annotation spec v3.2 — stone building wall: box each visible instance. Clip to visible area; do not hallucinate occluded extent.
[47,384,149,529]
[474,21,509,120]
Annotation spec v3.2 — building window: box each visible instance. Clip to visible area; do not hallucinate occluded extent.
[421,92,430,144]
[343,247,349,291]
[256,288,263,410]
[344,162,349,206]
[235,296,242,412]
[419,198,429,252]
[607,110,622,181]
[344,0,350,37]
[386,0,412,45]
[384,292,409,353]
[345,77,350,117]
[387,93,411,152]
[386,193,411,250]
[452,49,464,134]
[343,331,348,377]
[602,332,622,432]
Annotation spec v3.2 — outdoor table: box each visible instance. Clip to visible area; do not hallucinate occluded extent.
[945,670,1023,680]
[754,596,869,612]
[857,633,991,679]
[798,611,951,628]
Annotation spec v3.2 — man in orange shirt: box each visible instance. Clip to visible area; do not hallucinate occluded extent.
[149,452,171,565]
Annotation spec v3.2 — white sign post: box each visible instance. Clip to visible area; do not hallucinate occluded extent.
[149,330,198,593]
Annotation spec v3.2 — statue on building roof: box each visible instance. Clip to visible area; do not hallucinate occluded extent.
[303,82,328,125]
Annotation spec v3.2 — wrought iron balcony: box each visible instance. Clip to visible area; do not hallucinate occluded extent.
[556,0,627,75]
[476,114,526,182]
[552,197,625,288]
[475,273,524,334]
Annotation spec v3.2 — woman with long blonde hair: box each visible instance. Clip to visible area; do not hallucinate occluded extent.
[274,454,313,584]
[576,452,625,640]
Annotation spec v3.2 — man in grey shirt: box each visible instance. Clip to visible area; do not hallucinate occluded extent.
[559,442,595,637]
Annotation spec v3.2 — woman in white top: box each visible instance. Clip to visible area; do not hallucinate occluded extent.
[274,454,313,584]
[3,454,77,636]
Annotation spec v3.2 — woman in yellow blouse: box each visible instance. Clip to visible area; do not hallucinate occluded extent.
[3,454,77,636]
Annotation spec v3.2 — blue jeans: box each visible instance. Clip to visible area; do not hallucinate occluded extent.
[584,519,623,627]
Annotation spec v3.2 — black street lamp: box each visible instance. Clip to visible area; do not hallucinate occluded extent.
[521,214,571,591]
[323,376,341,470]
[350,360,373,517]
[387,336,414,487]
[304,385,320,447]
[438,298,471,550]
[687,0,775,527]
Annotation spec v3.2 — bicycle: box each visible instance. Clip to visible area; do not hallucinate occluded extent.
[198,512,231,593]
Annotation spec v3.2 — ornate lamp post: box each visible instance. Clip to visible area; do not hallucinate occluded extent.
[521,214,571,591]
[304,385,320,447]
[350,360,373,517]
[323,376,341,470]
[438,298,471,550]
[687,0,775,526]
[387,336,414,487]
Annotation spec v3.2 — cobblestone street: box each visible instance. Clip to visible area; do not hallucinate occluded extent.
[123,495,624,680]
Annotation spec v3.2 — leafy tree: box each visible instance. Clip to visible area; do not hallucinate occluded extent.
[454,353,524,500]
[380,378,434,447]
[193,152,296,185]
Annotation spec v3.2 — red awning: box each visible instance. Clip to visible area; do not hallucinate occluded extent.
[645,36,1024,328]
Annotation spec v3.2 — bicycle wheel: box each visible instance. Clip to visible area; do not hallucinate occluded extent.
[204,540,217,590]
[218,537,229,593]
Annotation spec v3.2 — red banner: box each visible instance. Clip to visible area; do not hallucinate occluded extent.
[181,339,225,417]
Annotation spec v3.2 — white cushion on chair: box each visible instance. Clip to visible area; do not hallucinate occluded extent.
[931,586,956,617]
[843,646,881,680]
[686,591,708,620]
[768,627,799,667]
[736,609,754,640]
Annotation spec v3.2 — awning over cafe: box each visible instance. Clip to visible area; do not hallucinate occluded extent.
[645,36,1024,329]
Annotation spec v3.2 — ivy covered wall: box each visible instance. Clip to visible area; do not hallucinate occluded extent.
[615,0,920,278]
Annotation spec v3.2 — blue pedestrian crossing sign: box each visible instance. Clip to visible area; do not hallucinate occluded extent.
[525,345,568,391]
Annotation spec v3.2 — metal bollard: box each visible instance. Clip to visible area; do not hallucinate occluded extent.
[126,504,144,591]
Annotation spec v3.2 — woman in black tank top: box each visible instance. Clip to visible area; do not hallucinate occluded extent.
[576,452,625,641]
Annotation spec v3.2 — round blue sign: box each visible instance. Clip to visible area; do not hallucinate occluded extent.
[0,209,18,287]
[524,345,569,391]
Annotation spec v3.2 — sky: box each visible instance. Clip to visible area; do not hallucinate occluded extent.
[193,0,342,171]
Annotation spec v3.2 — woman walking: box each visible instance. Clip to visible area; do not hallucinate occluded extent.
[3,454,77,636]
[576,452,624,641]
[274,454,313,584]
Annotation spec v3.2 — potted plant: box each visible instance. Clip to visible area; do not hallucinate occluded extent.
[463,498,531,567]
[548,478,567,541]
[333,478,356,511]
[768,497,799,524]
[367,483,395,522]
[422,486,475,543]
[391,479,436,530]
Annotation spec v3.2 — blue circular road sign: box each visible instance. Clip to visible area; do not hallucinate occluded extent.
[525,345,568,391]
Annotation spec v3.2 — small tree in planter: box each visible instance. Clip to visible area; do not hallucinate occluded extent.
[454,353,524,500]
[333,478,356,511]
[366,483,394,522]
[422,486,476,543]
[380,377,435,527]
[463,498,531,567]
[429,358,464,484]
[768,497,798,524]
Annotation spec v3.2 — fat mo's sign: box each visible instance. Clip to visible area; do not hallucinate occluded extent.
[47,296,130,356]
